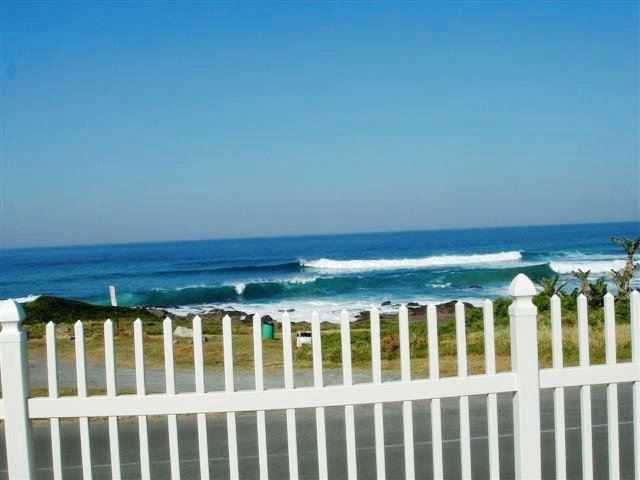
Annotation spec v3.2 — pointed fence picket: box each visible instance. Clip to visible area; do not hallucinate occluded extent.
[222,314,240,480]
[282,312,299,479]
[603,293,620,479]
[192,315,210,480]
[370,307,386,479]
[104,320,121,480]
[455,302,472,479]
[163,317,181,480]
[311,311,329,479]
[398,305,415,479]
[0,274,639,480]
[483,300,500,480]
[252,314,269,480]
[74,320,93,480]
[577,294,593,479]
[340,309,358,480]
[550,295,567,480]
[46,322,63,480]
[133,318,152,480]
[427,304,444,480]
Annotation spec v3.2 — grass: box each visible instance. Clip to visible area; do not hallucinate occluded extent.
[24,294,634,378]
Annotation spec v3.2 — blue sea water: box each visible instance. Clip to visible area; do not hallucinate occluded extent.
[1,222,638,321]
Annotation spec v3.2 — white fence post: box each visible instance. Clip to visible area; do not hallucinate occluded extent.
[508,274,542,479]
[0,299,35,479]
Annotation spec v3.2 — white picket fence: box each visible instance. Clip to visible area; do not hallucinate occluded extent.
[0,273,638,479]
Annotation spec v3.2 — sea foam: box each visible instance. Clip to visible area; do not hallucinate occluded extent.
[302,251,522,271]
[287,276,319,284]
[549,259,626,274]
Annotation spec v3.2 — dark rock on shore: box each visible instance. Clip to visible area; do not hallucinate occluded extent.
[20,295,480,329]
[407,304,426,316]
[358,299,479,323]
[147,308,169,318]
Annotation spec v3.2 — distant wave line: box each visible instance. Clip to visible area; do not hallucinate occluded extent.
[549,259,626,274]
[301,251,523,271]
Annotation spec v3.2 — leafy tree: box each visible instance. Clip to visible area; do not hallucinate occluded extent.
[610,236,639,298]
[611,268,633,300]
[611,236,640,277]
[573,269,591,296]
[570,271,607,307]
[588,276,608,307]
[535,274,567,297]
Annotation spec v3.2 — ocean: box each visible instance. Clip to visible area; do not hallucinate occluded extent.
[1,222,638,321]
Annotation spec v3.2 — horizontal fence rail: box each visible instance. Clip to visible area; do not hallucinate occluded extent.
[25,374,520,418]
[0,274,639,479]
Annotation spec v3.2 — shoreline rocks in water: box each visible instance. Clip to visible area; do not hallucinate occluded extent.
[353,299,477,323]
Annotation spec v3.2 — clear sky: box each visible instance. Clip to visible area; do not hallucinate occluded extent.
[1,1,638,248]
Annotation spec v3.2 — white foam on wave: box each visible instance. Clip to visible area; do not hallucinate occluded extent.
[164,289,498,322]
[287,276,318,284]
[302,251,522,271]
[550,259,626,274]
[166,300,392,322]
[152,284,207,292]
[234,277,318,293]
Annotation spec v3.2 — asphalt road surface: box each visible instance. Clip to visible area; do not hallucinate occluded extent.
[0,363,636,479]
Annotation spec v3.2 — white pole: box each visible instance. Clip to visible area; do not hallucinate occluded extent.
[109,285,118,307]
[508,274,542,479]
[0,299,35,479]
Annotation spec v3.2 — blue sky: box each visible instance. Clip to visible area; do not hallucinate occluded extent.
[1,1,638,248]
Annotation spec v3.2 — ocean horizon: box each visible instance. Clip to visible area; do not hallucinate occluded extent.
[2,221,638,321]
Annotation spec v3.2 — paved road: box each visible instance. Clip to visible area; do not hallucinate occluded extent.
[0,363,636,479]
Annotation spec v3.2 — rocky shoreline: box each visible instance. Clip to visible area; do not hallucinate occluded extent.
[21,295,480,326]
[149,298,479,326]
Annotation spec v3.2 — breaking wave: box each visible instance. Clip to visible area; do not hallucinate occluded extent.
[109,261,556,308]
[301,251,523,271]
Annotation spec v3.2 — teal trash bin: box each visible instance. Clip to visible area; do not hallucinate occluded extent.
[262,319,275,340]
